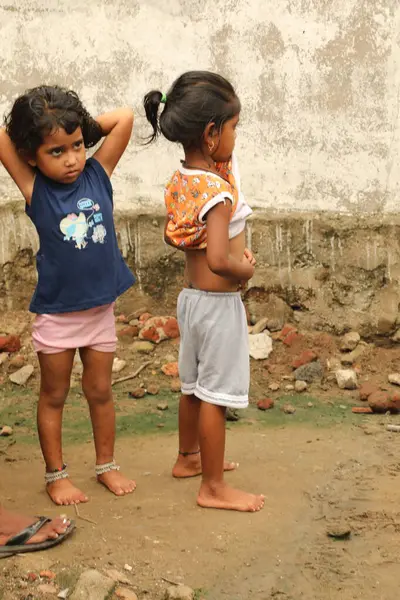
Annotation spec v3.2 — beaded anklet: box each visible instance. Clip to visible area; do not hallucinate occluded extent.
[45,463,69,485]
[95,459,121,476]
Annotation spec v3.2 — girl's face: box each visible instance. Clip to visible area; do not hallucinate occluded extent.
[210,113,240,163]
[29,126,86,183]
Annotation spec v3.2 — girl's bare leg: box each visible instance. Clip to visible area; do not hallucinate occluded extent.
[38,350,88,505]
[172,393,239,478]
[80,347,136,496]
[197,401,264,512]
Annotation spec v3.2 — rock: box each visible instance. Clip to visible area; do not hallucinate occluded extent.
[352,406,373,414]
[268,382,280,392]
[368,391,400,414]
[0,353,9,365]
[161,362,179,377]
[129,307,148,320]
[164,586,195,600]
[27,572,38,582]
[307,402,314,408]
[340,332,360,352]
[147,384,160,395]
[359,382,379,401]
[9,364,34,385]
[69,570,115,600]
[9,354,25,369]
[248,332,273,360]
[251,317,270,335]
[294,361,324,383]
[112,358,127,373]
[335,369,358,390]
[340,343,367,366]
[164,354,177,363]
[115,588,138,600]
[116,314,129,324]
[58,590,70,599]
[226,408,240,421]
[294,380,308,393]
[386,424,400,432]
[292,350,317,370]
[38,584,58,594]
[277,324,297,341]
[0,426,13,436]
[246,293,293,331]
[257,398,274,411]
[388,373,400,386]
[170,379,181,393]
[139,312,152,323]
[285,384,294,391]
[282,404,296,414]
[118,326,139,339]
[392,328,400,342]
[0,335,21,353]
[132,341,155,354]
[104,570,131,585]
[129,388,146,399]
[326,522,351,540]
[327,357,342,372]
[124,565,133,572]
[157,402,169,411]
[40,570,56,580]
[139,317,179,344]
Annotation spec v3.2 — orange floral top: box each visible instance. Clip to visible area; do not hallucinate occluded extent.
[164,160,239,249]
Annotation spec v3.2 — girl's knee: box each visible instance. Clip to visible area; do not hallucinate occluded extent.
[83,380,112,405]
[40,384,69,408]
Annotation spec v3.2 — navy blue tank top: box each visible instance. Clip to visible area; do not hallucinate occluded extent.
[26,158,135,314]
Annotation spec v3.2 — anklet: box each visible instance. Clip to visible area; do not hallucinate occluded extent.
[95,459,121,476]
[45,463,69,484]
[179,449,200,457]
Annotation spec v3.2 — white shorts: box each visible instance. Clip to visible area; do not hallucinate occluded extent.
[177,288,249,409]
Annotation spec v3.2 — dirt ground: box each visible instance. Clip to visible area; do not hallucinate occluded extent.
[2,299,400,599]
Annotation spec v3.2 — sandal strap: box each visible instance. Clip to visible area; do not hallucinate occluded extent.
[5,516,51,547]
[95,460,120,476]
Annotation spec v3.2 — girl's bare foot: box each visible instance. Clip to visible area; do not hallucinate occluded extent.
[47,479,88,505]
[0,509,71,545]
[197,481,265,512]
[172,453,238,478]
[97,471,136,496]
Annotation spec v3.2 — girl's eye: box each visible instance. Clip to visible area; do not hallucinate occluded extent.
[51,149,63,157]
[74,141,83,149]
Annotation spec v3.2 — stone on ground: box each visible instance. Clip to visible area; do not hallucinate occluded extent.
[251,317,270,335]
[112,358,127,373]
[340,331,360,352]
[294,361,324,383]
[248,332,273,360]
[335,369,358,390]
[69,570,115,600]
[164,586,195,600]
[388,373,400,386]
[9,364,34,385]
[294,380,308,393]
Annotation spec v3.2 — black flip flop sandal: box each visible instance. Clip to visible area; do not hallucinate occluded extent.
[0,516,75,558]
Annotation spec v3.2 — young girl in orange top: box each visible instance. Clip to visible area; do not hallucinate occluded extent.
[144,71,264,512]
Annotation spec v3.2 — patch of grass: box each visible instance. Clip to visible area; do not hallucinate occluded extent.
[0,385,364,449]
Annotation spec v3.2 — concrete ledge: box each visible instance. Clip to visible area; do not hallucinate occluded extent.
[1,200,399,336]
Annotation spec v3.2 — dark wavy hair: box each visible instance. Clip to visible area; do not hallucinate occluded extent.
[4,85,102,155]
[143,71,240,148]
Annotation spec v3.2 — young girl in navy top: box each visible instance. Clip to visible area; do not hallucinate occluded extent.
[0,86,136,505]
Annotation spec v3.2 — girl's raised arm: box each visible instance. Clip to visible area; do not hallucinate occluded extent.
[93,108,134,177]
[0,129,35,203]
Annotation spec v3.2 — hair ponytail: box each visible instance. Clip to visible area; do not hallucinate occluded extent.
[143,90,163,144]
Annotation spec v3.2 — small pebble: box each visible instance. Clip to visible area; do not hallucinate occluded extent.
[282,404,296,414]
[147,384,160,395]
[58,589,69,599]
[0,425,13,436]
[269,382,280,392]
[129,388,146,399]
[157,402,169,411]
[124,564,133,572]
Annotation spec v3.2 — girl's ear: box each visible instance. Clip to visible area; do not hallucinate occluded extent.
[203,122,219,154]
[27,158,37,167]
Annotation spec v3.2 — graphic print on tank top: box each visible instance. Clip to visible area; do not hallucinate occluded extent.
[59,197,107,250]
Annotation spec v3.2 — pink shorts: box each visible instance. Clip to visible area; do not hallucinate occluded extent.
[32,303,117,355]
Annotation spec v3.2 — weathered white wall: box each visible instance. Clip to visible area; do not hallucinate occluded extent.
[0,0,399,215]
